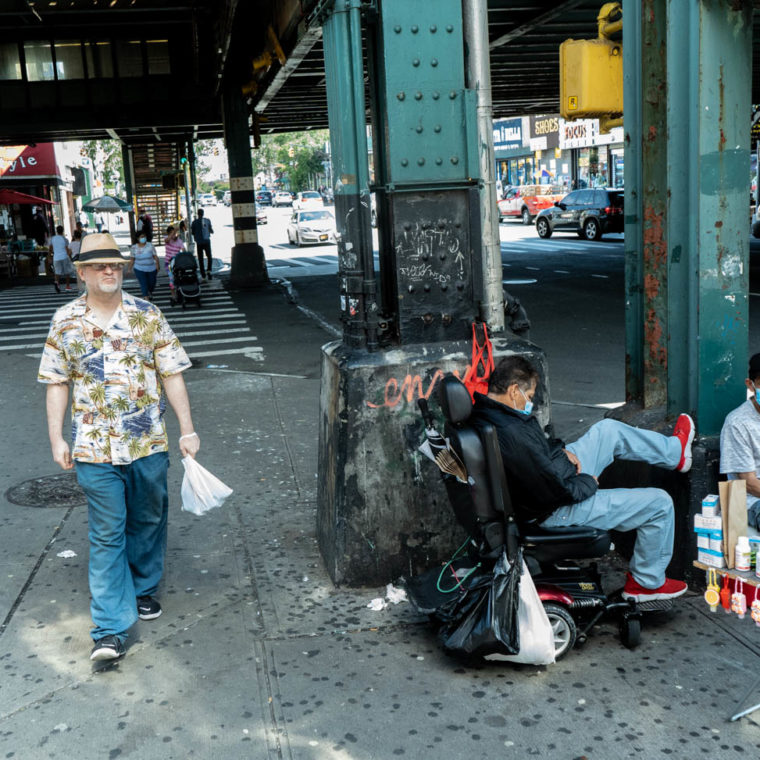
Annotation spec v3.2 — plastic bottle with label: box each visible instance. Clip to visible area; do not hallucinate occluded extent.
[735,536,752,572]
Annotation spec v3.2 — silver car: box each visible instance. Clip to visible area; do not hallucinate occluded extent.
[286,209,335,246]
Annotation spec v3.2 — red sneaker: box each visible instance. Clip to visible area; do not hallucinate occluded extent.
[622,573,688,602]
[672,413,695,473]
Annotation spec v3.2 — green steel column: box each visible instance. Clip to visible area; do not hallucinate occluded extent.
[622,0,643,402]
[666,0,751,434]
[121,144,136,243]
[322,0,377,349]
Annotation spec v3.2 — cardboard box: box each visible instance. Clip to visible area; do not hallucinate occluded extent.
[694,514,723,531]
[698,548,726,568]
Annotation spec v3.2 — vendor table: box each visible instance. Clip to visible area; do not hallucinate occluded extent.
[693,561,760,722]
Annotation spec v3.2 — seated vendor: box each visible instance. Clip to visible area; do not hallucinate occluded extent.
[470,356,693,602]
[719,352,760,530]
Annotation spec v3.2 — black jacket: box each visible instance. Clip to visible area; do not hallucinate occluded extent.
[470,393,598,523]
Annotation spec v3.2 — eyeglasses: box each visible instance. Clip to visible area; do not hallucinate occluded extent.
[88,263,125,272]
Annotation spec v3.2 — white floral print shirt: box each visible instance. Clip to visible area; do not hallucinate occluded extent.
[38,291,191,464]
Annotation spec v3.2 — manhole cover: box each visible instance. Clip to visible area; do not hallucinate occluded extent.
[5,473,86,508]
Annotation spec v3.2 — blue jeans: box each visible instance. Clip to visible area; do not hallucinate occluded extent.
[134,267,157,298]
[75,452,169,641]
[540,419,681,589]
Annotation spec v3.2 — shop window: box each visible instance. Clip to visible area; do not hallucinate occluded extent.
[146,40,170,75]
[24,41,55,82]
[116,40,143,77]
[54,41,84,80]
[84,41,114,78]
[0,43,21,80]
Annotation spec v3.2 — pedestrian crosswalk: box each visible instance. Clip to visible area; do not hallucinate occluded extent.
[0,275,264,363]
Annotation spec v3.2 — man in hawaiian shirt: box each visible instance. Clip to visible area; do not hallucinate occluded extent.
[38,233,201,662]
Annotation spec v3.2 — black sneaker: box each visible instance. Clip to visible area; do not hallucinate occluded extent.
[137,595,162,620]
[54,282,61,293]
[208,272,213,280]
[90,634,125,661]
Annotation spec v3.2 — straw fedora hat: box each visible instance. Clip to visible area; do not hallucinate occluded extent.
[74,232,130,267]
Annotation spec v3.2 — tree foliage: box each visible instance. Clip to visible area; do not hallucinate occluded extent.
[80,139,123,195]
[251,130,330,192]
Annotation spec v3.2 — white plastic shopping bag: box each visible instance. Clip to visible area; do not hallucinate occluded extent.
[180,456,233,516]
[485,560,556,665]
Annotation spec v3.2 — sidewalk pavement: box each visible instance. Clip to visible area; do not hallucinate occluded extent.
[0,275,758,759]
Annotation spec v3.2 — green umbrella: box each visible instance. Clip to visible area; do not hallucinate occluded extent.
[82,195,131,212]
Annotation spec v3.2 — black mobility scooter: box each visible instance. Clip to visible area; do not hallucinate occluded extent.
[425,375,671,660]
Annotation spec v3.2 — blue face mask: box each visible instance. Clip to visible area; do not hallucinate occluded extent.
[755,387,760,405]
[517,388,534,416]
[139,237,147,244]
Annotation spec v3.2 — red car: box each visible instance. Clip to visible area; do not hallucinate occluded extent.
[498,184,565,225]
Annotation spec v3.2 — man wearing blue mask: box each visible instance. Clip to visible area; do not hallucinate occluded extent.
[471,355,694,602]
[719,352,760,531]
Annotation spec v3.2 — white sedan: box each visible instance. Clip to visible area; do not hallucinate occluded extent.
[286,209,335,246]
[293,190,323,211]
[273,191,293,207]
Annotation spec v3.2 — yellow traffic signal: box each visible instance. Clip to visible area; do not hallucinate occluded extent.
[559,3,623,129]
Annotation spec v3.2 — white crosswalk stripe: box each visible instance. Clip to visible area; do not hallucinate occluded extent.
[0,277,264,361]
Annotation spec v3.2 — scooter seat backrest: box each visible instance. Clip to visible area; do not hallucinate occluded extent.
[439,375,510,527]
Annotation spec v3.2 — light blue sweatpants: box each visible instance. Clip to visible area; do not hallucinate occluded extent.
[540,419,681,588]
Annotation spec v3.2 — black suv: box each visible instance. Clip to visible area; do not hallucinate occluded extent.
[255,189,273,206]
[535,188,624,241]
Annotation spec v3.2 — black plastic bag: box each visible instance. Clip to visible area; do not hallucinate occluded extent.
[437,547,521,658]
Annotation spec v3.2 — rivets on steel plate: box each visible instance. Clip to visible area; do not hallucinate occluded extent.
[431,58,438,67]
[449,90,457,99]
[411,25,419,34]
[435,157,442,165]
[394,25,402,33]
[397,91,405,101]
[415,125,423,133]
[450,156,459,165]
[414,91,422,100]
[432,91,440,100]
[433,124,441,133]
[430,25,437,33]
[417,157,425,166]
[401,158,409,167]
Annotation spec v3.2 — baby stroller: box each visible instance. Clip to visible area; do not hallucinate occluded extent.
[171,251,202,309]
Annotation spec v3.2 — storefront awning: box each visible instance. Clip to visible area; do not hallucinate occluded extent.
[0,189,54,206]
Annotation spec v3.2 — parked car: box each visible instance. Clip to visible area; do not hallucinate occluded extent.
[222,190,231,206]
[255,203,267,225]
[199,193,217,206]
[256,189,273,206]
[498,184,565,225]
[293,190,323,211]
[534,188,624,241]
[286,209,335,246]
[273,191,293,207]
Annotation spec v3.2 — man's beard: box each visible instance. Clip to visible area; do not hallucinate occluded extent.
[97,280,121,294]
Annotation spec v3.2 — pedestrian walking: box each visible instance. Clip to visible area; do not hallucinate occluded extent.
[190,209,214,280]
[127,232,160,300]
[95,212,105,233]
[70,229,86,293]
[163,224,185,305]
[49,225,74,292]
[32,207,49,247]
[178,219,188,244]
[38,232,200,662]
[136,207,154,242]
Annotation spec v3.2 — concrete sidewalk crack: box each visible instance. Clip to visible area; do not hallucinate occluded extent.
[270,377,303,501]
[0,505,76,639]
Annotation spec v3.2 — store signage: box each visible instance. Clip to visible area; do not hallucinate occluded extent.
[558,119,624,149]
[530,115,561,151]
[0,144,61,181]
[492,118,523,150]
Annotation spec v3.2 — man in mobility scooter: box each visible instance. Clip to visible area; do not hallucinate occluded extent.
[470,355,693,605]
[422,357,694,659]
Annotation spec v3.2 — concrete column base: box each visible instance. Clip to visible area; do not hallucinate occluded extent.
[229,243,268,288]
[317,336,548,586]
[601,404,720,585]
